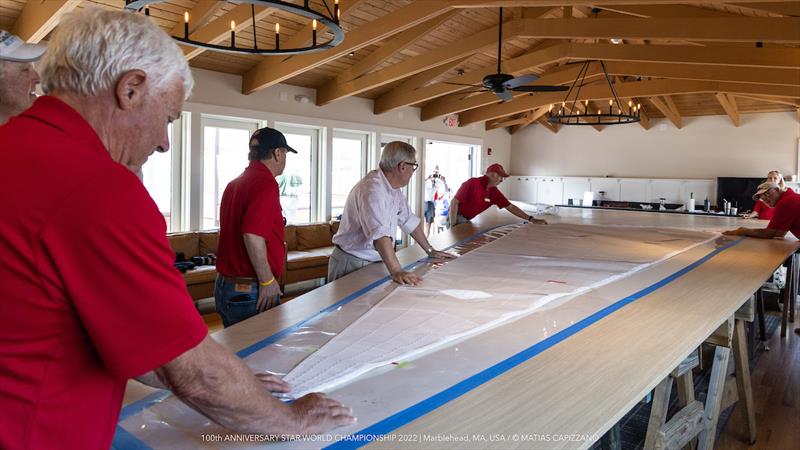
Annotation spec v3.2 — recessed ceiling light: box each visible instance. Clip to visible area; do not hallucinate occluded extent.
[610,38,623,45]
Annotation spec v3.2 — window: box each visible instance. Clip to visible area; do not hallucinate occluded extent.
[274,124,318,224]
[331,131,368,219]
[142,120,183,231]
[201,117,259,229]
[424,140,476,202]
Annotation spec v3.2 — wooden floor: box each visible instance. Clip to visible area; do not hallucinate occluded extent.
[717,315,800,450]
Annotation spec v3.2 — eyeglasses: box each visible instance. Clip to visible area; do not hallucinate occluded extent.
[402,161,419,171]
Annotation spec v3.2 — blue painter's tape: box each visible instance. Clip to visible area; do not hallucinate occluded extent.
[113,224,513,448]
[112,425,152,450]
[324,237,743,450]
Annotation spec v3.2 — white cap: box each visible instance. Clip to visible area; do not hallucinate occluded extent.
[0,30,47,62]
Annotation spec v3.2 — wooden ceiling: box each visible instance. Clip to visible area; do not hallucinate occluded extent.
[4,1,799,134]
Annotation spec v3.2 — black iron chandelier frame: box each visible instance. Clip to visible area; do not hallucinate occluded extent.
[547,60,641,126]
[125,0,345,55]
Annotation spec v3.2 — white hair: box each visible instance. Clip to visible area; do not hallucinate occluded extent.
[379,141,416,172]
[40,7,193,98]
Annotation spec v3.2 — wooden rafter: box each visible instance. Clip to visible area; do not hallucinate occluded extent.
[537,116,559,134]
[281,0,365,52]
[456,80,800,126]
[631,97,652,130]
[727,2,800,17]
[394,56,473,94]
[11,0,81,43]
[451,0,800,7]
[334,10,460,84]
[733,94,800,107]
[715,93,741,126]
[182,5,277,61]
[316,19,512,105]
[512,17,800,43]
[243,1,454,94]
[605,61,800,86]
[650,96,682,128]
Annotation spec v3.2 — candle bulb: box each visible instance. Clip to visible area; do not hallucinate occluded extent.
[275,22,280,50]
[312,19,317,46]
[335,0,340,22]
[230,20,235,48]
[609,98,612,115]
[184,12,189,39]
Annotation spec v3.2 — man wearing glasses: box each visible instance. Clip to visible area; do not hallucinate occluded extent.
[449,163,547,227]
[329,141,455,285]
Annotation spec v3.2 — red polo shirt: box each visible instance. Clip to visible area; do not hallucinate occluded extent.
[216,161,286,279]
[753,200,774,220]
[767,189,800,238]
[0,97,207,449]
[453,175,512,220]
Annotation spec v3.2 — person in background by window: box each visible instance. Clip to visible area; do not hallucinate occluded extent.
[216,127,297,328]
[423,165,448,237]
[743,170,790,219]
[0,30,45,125]
[329,141,456,285]
[449,163,548,227]
[0,10,353,449]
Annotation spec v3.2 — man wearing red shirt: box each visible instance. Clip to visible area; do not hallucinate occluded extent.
[0,9,352,450]
[215,127,297,327]
[724,181,800,239]
[450,163,547,226]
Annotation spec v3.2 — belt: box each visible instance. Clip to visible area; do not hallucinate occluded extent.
[220,275,258,284]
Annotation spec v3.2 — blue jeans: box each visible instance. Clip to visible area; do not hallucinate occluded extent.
[214,276,280,328]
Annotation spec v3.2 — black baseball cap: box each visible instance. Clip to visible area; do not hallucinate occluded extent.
[249,127,297,154]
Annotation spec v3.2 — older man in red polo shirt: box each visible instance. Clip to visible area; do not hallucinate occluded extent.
[0,8,353,450]
[215,127,297,327]
[724,181,800,239]
[449,163,547,226]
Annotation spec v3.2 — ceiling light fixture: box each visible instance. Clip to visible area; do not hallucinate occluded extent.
[547,60,640,126]
[125,0,344,55]
[609,38,623,44]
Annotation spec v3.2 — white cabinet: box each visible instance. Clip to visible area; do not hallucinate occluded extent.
[537,177,564,205]
[620,179,649,202]
[589,178,621,201]
[509,176,537,203]
[563,178,591,205]
[649,179,683,203]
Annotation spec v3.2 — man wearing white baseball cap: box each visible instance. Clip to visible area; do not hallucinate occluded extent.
[0,30,46,125]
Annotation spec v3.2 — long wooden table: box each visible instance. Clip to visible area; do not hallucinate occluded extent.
[122,208,798,449]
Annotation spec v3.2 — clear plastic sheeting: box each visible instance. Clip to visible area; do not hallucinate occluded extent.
[117,223,717,450]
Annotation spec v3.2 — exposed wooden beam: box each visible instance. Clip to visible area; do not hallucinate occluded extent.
[281,0,365,52]
[564,101,604,132]
[316,19,510,105]
[182,5,277,61]
[513,17,800,43]
[599,5,738,18]
[733,94,800,107]
[169,0,223,38]
[11,0,81,43]
[335,11,460,84]
[395,56,473,94]
[727,2,800,17]
[452,0,800,7]
[650,96,682,128]
[243,1,453,94]
[376,42,568,115]
[389,42,800,118]
[537,116,558,134]
[421,60,603,120]
[715,93,741,126]
[457,80,800,126]
[605,61,800,86]
[632,97,652,130]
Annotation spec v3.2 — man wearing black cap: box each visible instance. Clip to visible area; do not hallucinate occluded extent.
[0,30,46,125]
[215,127,297,327]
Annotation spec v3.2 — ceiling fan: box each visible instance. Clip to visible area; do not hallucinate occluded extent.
[446,7,569,102]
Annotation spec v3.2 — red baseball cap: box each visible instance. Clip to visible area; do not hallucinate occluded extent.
[486,163,509,177]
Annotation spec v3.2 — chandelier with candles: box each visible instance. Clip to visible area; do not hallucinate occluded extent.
[125,0,345,55]
[547,60,641,126]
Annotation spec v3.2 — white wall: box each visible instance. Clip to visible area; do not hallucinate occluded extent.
[510,112,800,179]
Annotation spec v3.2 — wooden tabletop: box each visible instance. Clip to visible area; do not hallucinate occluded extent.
[123,208,798,449]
